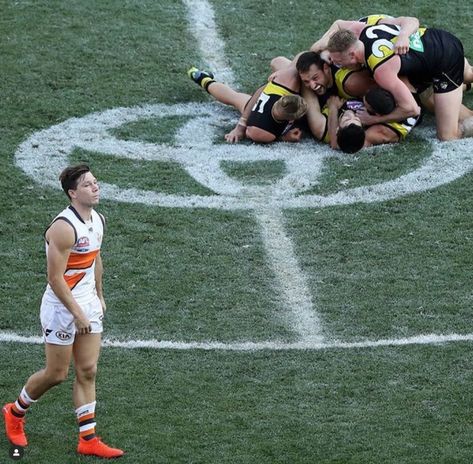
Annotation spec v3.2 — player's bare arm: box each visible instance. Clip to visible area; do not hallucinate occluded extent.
[358,58,420,125]
[364,125,399,147]
[225,85,265,143]
[311,20,360,53]
[46,220,91,334]
[301,85,327,141]
[379,16,420,54]
[327,96,344,149]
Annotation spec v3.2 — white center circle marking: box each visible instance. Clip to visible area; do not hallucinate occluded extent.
[15,102,473,210]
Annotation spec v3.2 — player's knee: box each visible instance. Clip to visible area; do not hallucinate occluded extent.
[437,128,461,141]
[76,363,98,382]
[45,366,70,385]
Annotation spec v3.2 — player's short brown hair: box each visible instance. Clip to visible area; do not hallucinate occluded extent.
[59,164,91,199]
[275,95,308,121]
[327,29,358,53]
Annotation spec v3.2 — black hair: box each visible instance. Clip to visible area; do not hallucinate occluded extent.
[365,87,395,115]
[296,51,326,74]
[337,124,365,153]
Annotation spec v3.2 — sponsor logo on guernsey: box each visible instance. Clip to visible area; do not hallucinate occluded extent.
[56,331,72,340]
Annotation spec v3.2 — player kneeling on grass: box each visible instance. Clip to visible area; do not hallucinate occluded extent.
[2,165,124,459]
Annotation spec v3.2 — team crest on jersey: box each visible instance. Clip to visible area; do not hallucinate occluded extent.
[76,236,90,249]
[408,31,425,52]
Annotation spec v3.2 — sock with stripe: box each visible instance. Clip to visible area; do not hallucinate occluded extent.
[11,386,37,418]
[187,67,216,92]
[76,401,97,441]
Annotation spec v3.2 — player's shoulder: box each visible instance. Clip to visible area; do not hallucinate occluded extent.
[357,14,393,26]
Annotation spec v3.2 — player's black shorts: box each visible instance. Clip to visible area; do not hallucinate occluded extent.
[401,28,464,94]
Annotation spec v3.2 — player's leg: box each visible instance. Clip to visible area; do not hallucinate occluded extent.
[3,343,73,447]
[73,331,124,457]
[188,66,215,89]
[72,332,101,409]
[433,86,463,140]
[188,67,250,113]
[464,58,473,84]
[459,103,473,121]
[206,82,251,114]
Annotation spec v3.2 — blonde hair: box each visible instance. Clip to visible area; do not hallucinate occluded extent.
[274,95,308,120]
[327,29,358,53]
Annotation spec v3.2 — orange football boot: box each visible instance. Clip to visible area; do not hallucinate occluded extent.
[2,403,28,447]
[77,436,124,458]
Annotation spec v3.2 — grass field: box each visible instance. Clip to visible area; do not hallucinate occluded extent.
[1,0,473,462]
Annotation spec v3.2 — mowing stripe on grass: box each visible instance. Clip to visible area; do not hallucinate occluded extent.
[2,330,473,351]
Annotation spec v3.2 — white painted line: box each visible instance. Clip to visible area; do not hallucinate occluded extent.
[182,0,236,87]
[15,106,473,211]
[1,331,473,351]
[255,208,323,342]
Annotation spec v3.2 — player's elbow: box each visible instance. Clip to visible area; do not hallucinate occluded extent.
[270,56,287,72]
[47,273,67,292]
[403,16,419,29]
[401,102,421,118]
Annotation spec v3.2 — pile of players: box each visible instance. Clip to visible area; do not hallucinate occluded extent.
[188,14,473,153]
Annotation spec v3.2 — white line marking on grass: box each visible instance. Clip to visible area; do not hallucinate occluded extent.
[15,106,473,211]
[183,0,235,87]
[2,331,473,351]
[13,1,473,350]
[256,208,323,342]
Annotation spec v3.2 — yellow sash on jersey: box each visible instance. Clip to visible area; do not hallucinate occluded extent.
[263,81,295,97]
[360,14,391,26]
[334,68,358,100]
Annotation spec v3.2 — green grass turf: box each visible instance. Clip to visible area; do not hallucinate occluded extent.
[1,0,473,462]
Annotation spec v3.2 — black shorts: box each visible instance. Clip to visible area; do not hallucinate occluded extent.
[401,28,464,94]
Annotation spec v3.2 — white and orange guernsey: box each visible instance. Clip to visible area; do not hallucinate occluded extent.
[43,205,104,304]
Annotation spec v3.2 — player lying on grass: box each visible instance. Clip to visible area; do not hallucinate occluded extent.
[302,83,420,153]
[188,66,307,144]
[272,52,421,153]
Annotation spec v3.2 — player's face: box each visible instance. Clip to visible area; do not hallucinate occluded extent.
[70,171,100,206]
[338,109,362,129]
[299,63,331,95]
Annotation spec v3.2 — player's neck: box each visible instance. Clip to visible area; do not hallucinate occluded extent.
[71,202,93,222]
[355,43,366,65]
